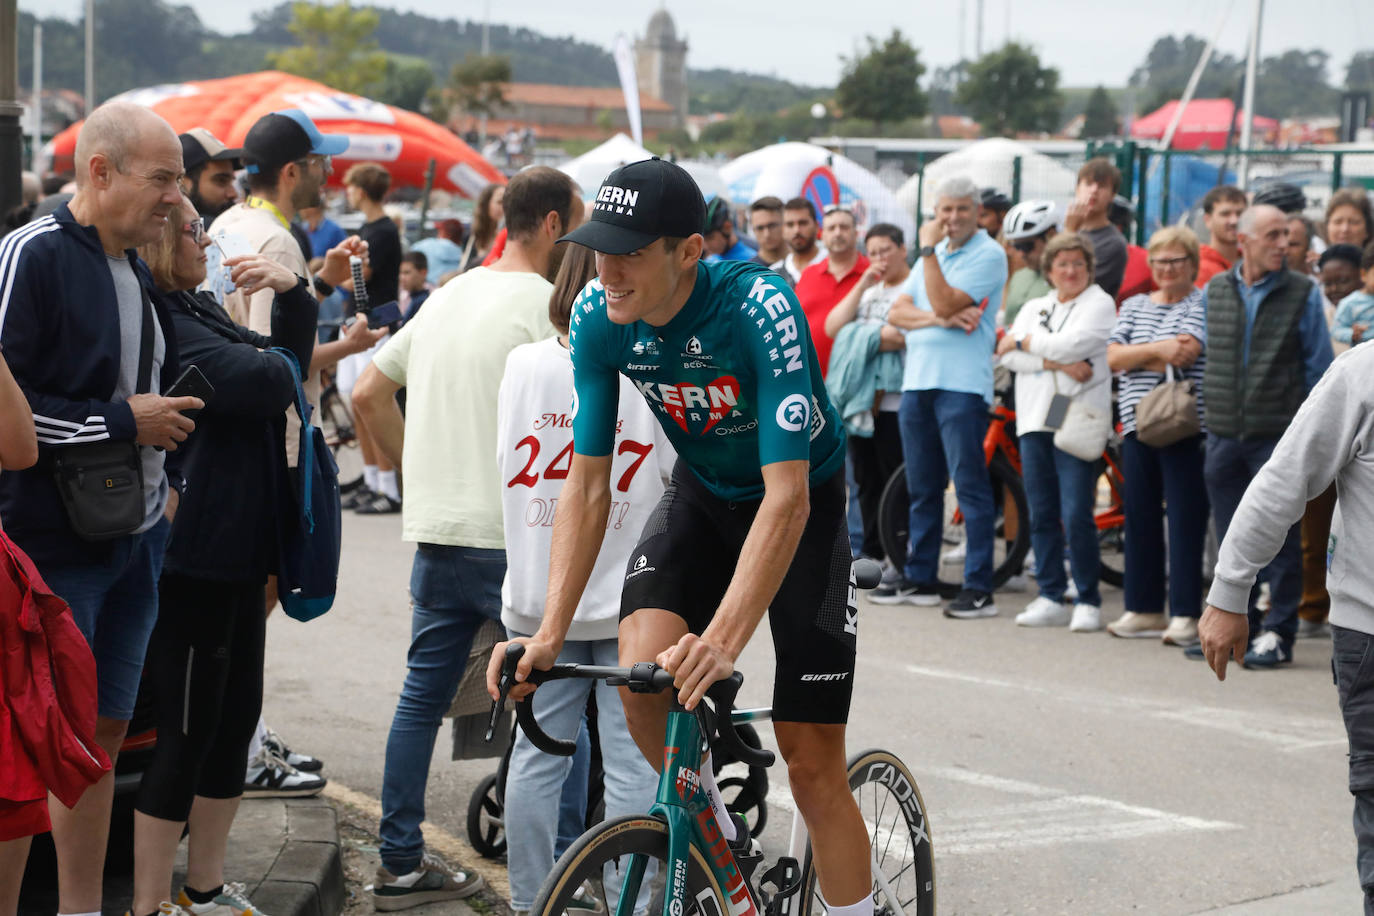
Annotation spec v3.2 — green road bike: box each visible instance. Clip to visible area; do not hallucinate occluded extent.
[490,566,936,916]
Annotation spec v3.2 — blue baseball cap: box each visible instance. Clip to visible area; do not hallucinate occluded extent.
[242,108,349,174]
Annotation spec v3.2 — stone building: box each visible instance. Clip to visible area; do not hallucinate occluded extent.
[634,8,688,130]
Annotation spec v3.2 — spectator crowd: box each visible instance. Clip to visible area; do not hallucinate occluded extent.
[5,97,1374,916]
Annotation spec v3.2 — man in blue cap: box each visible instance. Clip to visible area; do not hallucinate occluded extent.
[207,108,386,798]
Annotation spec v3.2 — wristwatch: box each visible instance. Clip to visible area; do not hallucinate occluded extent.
[313,276,334,296]
[1015,337,1024,351]
[918,245,936,259]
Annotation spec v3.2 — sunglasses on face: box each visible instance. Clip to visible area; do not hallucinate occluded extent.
[183,220,206,245]
[1012,239,1036,254]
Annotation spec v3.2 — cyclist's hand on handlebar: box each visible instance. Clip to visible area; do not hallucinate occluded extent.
[486,635,560,701]
[656,633,735,711]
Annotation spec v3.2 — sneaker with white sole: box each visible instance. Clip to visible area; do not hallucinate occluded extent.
[262,727,323,773]
[1106,611,1168,639]
[941,542,967,565]
[1242,630,1293,669]
[1069,603,1103,632]
[125,902,189,916]
[243,745,326,798]
[371,851,485,911]
[178,881,268,916]
[1000,573,1031,593]
[1161,616,1199,646]
[868,578,942,606]
[1015,595,1070,627]
[944,589,997,619]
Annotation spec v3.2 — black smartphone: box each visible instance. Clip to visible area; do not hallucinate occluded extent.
[367,300,402,329]
[163,364,215,422]
[1044,392,1071,430]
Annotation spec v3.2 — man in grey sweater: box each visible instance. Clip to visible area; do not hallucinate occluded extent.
[1199,343,1374,913]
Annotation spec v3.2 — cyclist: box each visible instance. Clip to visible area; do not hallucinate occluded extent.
[488,158,875,916]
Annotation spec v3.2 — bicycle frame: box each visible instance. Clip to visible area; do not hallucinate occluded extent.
[616,704,760,916]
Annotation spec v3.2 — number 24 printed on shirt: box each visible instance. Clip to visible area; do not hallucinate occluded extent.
[507,437,655,492]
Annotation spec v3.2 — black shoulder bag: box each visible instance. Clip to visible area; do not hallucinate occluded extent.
[52,286,156,541]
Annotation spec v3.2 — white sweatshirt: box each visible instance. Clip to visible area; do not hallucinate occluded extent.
[497,337,676,641]
[998,284,1117,434]
[1208,344,1374,636]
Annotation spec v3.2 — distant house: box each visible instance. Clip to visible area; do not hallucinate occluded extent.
[456,83,679,142]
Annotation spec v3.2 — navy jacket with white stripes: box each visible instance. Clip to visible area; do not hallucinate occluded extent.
[0,203,180,565]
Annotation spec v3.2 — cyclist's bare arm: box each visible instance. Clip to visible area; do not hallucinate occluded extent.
[660,458,810,710]
[486,452,613,700]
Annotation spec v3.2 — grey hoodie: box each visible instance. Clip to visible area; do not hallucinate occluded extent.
[1208,344,1374,635]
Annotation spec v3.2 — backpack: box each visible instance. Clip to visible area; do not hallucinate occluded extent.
[269,347,341,621]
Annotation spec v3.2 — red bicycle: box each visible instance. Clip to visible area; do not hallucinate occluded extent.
[876,397,1126,597]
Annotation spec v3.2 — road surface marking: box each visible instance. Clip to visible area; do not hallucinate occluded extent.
[904,663,1345,753]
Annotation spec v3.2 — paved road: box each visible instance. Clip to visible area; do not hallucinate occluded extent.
[259,511,1362,915]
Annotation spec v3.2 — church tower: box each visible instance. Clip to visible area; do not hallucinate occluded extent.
[634,8,688,129]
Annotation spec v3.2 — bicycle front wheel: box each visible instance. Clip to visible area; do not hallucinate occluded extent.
[533,814,730,916]
[800,749,935,916]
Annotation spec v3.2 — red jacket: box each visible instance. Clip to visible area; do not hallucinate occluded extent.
[1196,244,1233,289]
[0,528,110,808]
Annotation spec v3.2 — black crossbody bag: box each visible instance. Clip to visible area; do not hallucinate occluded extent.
[52,288,156,541]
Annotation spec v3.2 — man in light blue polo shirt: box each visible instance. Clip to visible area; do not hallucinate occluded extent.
[871,175,1007,618]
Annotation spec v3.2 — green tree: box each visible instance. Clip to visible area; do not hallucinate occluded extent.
[448,53,512,119]
[956,42,1062,137]
[834,29,928,123]
[1257,50,1337,117]
[267,1,388,95]
[1081,85,1119,139]
[1129,35,1243,113]
[376,57,435,112]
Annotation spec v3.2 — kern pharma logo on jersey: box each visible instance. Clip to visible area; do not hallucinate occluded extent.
[634,375,743,436]
[738,275,805,378]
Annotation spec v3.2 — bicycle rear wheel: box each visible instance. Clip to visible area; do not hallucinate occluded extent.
[533,814,729,916]
[799,749,935,916]
[1094,449,1125,589]
[877,454,1030,595]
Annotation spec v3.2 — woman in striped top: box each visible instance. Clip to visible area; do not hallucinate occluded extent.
[1105,226,1208,646]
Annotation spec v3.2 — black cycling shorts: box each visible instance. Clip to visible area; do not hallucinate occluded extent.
[620,461,857,724]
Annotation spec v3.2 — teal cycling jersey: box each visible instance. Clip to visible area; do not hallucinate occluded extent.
[569,260,846,501]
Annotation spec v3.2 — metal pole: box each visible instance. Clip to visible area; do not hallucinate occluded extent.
[975,0,984,57]
[1011,155,1021,204]
[1161,152,1173,226]
[84,0,93,113]
[478,0,489,147]
[1237,0,1263,190]
[1160,2,1233,151]
[1332,151,1343,194]
[0,0,21,216]
[30,22,40,171]
[416,157,436,244]
[914,154,926,236]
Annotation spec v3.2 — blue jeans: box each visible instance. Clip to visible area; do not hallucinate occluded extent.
[899,389,995,592]
[556,720,592,860]
[1019,432,1101,607]
[1204,433,1300,647]
[1122,433,1208,618]
[40,515,170,720]
[503,635,658,910]
[379,544,506,874]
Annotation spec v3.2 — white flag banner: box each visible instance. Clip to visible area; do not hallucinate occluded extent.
[613,33,643,147]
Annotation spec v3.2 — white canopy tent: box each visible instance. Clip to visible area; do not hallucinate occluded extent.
[895,138,1080,219]
[557,133,727,201]
[720,142,916,240]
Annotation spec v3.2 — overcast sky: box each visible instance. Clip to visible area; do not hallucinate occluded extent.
[24,0,1373,89]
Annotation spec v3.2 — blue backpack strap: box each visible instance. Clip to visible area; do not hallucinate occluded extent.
[267,347,316,533]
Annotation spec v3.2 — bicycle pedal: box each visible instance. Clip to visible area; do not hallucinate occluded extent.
[760,856,802,916]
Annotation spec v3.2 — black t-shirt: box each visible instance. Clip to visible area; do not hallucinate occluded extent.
[356,217,402,307]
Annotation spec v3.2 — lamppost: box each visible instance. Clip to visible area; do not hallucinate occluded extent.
[0,0,23,216]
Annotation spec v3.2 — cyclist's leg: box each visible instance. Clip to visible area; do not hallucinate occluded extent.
[769,470,871,908]
[775,722,871,906]
[617,609,688,767]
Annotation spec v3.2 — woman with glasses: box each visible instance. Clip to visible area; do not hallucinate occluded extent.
[1104,226,1208,646]
[996,233,1117,632]
[129,194,321,916]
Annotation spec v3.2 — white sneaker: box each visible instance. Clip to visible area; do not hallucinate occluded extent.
[941,541,966,565]
[1001,573,1031,593]
[1069,603,1103,632]
[1015,595,1070,627]
[1161,616,1200,646]
[1106,611,1168,639]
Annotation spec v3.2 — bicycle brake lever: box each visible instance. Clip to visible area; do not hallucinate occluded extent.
[485,643,524,742]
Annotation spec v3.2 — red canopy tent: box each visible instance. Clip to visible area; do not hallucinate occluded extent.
[46,71,504,196]
[1130,98,1279,151]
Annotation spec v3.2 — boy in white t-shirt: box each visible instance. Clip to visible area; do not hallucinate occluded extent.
[496,245,675,915]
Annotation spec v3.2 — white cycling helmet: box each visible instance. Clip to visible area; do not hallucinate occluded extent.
[1003,200,1060,241]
